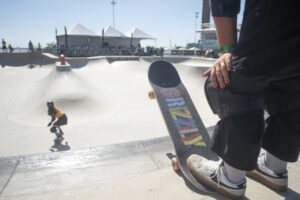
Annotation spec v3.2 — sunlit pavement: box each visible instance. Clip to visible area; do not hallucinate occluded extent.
[0,54,299,199]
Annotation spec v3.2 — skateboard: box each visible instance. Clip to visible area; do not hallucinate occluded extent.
[148,60,217,193]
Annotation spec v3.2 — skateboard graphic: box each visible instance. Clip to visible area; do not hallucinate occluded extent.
[148,60,218,193]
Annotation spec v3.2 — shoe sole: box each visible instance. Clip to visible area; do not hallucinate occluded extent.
[246,170,287,192]
[187,159,245,199]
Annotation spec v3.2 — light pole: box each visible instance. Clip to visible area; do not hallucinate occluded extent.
[195,12,199,43]
[111,0,117,28]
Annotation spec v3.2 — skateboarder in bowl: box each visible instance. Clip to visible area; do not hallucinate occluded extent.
[47,101,68,141]
[187,0,300,199]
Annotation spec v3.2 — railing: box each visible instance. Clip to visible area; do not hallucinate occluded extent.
[0,47,139,57]
[0,48,49,54]
[0,47,209,57]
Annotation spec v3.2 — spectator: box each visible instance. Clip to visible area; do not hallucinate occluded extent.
[37,43,42,53]
[2,39,7,52]
[8,44,14,53]
[28,40,34,53]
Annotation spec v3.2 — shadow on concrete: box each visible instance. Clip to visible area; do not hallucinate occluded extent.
[283,188,300,200]
[247,175,300,200]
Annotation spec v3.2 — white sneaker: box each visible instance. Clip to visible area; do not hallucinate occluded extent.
[246,153,288,192]
[187,155,246,199]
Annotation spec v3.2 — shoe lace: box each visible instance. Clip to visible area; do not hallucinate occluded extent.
[207,160,222,188]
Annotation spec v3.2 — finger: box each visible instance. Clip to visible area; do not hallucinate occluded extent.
[210,66,218,88]
[220,61,230,85]
[224,54,232,71]
[202,68,211,77]
[215,63,225,89]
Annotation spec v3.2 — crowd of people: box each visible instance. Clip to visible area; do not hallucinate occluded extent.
[2,39,14,53]
[1,39,42,53]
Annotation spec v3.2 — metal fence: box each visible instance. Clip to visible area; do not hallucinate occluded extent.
[0,47,207,57]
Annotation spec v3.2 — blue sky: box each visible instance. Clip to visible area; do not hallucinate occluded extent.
[1,0,245,48]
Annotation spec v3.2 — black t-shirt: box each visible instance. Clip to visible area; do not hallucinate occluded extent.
[211,0,300,81]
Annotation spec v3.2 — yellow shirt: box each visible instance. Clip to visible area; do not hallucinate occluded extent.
[54,106,64,118]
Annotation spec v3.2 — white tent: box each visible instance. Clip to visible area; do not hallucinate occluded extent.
[164,47,176,55]
[99,25,126,38]
[56,23,101,50]
[62,23,98,36]
[189,47,200,50]
[125,28,154,39]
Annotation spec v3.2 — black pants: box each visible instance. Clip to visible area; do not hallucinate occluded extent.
[205,72,300,171]
[53,114,68,126]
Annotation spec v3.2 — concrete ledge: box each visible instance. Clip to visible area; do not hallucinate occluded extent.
[0,136,174,197]
[0,126,299,200]
[56,62,71,71]
[0,126,216,197]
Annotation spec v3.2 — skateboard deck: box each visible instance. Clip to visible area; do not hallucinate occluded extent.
[148,60,217,193]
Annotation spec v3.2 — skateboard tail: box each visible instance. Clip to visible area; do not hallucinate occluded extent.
[176,151,216,194]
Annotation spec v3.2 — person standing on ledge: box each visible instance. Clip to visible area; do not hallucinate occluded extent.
[2,39,7,52]
[47,101,68,141]
[28,40,34,53]
[187,0,300,199]
[8,44,14,53]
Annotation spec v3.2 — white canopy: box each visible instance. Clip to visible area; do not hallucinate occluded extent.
[58,23,98,36]
[125,28,154,39]
[189,47,200,50]
[164,47,176,50]
[196,28,216,33]
[99,25,126,38]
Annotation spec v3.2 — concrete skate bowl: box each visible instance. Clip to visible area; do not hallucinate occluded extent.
[6,65,120,127]
[5,55,215,132]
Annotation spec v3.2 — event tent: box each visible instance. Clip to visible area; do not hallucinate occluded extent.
[56,24,154,50]
[56,24,101,49]
[101,25,126,38]
[125,28,154,39]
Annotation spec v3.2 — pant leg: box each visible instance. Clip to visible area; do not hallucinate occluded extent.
[205,72,266,171]
[263,78,300,162]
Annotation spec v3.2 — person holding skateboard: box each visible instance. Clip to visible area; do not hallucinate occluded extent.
[187,0,300,199]
[47,101,68,141]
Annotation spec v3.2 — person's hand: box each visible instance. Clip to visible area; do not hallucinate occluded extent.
[47,122,52,127]
[202,52,232,89]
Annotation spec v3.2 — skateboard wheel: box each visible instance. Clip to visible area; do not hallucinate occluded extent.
[148,91,155,99]
[171,157,180,171]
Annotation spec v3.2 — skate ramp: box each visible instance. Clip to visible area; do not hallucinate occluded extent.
[6,67,120,126]
[0,55,218,157]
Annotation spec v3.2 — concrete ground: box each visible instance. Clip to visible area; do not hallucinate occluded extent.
[0,136,299,200]
[0,54,299,200]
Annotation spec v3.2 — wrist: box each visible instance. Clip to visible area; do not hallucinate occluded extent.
[218,44,236,57]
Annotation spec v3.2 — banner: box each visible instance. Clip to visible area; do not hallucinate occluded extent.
[201,40,218,49]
